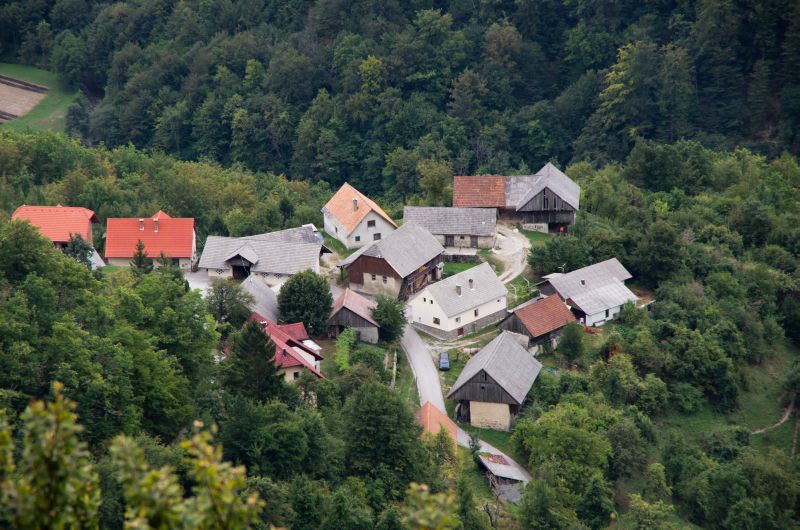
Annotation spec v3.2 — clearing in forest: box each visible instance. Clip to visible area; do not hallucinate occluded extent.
[0,63,76,131]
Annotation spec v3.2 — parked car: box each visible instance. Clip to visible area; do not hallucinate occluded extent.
[438,352,450,371]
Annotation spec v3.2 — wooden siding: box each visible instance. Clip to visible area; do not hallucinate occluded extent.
[399,254,443,300]
[498,313,533,339]
[328,307,376,329]
[517,187,575,213]
[449,370,520,405]
[346,254,401,284]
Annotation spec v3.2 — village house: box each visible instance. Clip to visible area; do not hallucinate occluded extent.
[453,163,580,232]
[12,204,105,268]
[197,225,328,288]
[415,402,458,454]
[327,288,380,344]
[540,258,638,327]
[499,295,577,353]
[322,183,397,249]
[105,210,196,269]
[340,222,444,300]
[447,331,542,431]
[250,312,324,381]
[408,262,507,339]
[402,206,497,249]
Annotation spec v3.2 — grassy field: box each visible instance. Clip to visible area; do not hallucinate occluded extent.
[443,260,478,277]
[0,63,76,132]
[520,228,552,247]
[478,249,505,276]
[323,234,357,258]
[395,349,420,409]
[507,274,538,308]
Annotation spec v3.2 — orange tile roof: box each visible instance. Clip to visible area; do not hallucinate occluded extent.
[453,176,506,207]
[323,183,397,235]
[415,402,458,453]
[12,205,98,244]
[105,211,195,259]
[514,296,576,338]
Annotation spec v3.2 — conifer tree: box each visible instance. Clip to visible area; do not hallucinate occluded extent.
[129,240,152,275]
[224,321,284,402]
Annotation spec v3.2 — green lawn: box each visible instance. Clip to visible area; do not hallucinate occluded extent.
[443,260,478,277]
[395,349,420,409]
[478,249,505,275]
[0,63,77,132]
[323,234,357,258]
[520,229,552,247]
[460,424,519,460]
[507,274,538,308]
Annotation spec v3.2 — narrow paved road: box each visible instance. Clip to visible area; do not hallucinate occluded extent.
[401,324,531,483]
[401,324,446,411]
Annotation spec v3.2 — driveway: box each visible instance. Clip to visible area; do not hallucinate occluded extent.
[493,224,531,283]
[400,324,531,485]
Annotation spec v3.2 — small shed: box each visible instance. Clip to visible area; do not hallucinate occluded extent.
[498,295,576,353]
[477,453,528,502]
[327,288,379,344]
[415,402,458,455]
[447,332,542,431]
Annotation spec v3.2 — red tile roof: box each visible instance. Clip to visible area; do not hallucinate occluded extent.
[453,176,506,208]
[12,205,98,244]
[277,322,310,342]
[514,296,576,338]
[415,402,458,453]
[105,212,195,259]
[329,288,378,327]
[323,182,397,235]
[249,312,324,379]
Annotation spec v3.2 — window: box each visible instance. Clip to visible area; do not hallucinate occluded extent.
[605,309,610,318]
[433,317,440,325]
[355,235,361,242]
[430,300,433,305]
[382,275,387,284]
[543,189,549,209]
[459,236,465,240]
[335,226,338,233]
[367,220,375,228]
[373,233,381,240]
[371,274,376,281]
[293,371,300,380]
[474,309,479,317]
[455,317,461,323]
[423,297,426,302]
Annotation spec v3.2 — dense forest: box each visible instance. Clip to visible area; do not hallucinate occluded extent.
[1,0,800,528]
[2,0,800,198]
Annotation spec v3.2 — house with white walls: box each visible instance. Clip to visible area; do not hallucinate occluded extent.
[408,262,507,339]
[322,183,397,249]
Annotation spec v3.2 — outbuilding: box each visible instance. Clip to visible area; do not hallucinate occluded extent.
[402,206,497,249]
[447,332,542,431]
[498,295,576,353]
[327,288,380,344]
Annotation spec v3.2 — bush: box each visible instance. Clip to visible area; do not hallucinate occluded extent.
[371,296,407,342]
[671,382,703,413]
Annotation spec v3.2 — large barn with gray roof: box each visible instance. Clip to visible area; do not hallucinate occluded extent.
[403,206,497,249]
[447,331,542,431]
[453,163,580,232]
[339,222,445,300]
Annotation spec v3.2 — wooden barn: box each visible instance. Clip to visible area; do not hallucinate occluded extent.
[339,222,444,300]
[499,295,576,353]
[327,288,380,344]
[447,332,542,431]
[453,163,580,232]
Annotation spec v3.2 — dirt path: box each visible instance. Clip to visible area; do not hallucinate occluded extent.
[752,399,794,434]
[493,225,531,283]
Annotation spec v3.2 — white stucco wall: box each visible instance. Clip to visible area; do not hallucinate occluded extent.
[434,234,495,249]
[582,304,623,327]
[323,210,395,249]
[409,290,507,333]
[351,272,401,298]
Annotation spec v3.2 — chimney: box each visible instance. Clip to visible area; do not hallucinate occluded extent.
[469,278,474,290]
[352,197,358,211]
[153,218,159,232]
[138,218,144,231]
[580,279,586,286]
[456,284,462,296]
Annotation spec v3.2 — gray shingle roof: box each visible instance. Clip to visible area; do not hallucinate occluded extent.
[569,280,638,315]
[546,258,633,300]
[423,262,507,317]
[241,275,278,322]
[505,163,581,211]
[341,222,444,278]
[447,331,542,404]
[198,226,324,276]
[402,207,497,237]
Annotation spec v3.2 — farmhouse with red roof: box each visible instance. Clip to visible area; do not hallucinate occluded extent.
[498,295,576,353]
[104,210,196,270]
[249,312,324,381]
[12,205,98,247]
[322,182,397,249]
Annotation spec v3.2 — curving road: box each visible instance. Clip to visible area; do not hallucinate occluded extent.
[401,324,531,484]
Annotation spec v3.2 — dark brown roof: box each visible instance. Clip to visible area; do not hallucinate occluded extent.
[453,176,506,208]
[513,296,576,338]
